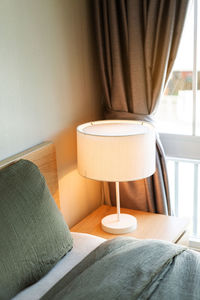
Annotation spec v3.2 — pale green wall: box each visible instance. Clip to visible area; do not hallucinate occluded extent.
[0,0,103,227]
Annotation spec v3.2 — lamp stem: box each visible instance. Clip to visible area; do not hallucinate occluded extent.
[115,181,120,221]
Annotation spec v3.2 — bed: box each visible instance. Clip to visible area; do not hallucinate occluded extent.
[1,142,200,300]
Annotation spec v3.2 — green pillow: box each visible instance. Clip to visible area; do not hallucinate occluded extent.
[0,159,73,300]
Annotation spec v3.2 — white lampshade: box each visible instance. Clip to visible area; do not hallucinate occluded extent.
[77,120,156,235]
[77,120,155,182]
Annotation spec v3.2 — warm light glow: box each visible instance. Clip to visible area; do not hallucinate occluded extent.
[77,120,156,182]
[76,120,156,234]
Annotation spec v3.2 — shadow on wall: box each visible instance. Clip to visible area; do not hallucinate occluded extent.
[52,122,103,228]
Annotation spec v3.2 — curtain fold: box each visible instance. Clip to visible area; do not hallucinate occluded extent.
[94,0,189,215]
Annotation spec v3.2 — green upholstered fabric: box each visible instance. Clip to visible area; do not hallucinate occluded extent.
[42,237,200,300]
[0,159,73,300]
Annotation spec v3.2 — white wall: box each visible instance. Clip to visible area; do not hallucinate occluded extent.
[0,0,103,227]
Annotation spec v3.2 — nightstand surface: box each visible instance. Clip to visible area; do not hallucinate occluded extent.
[71,205,189,243]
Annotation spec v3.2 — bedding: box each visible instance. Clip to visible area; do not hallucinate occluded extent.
[12,233,105,300]
[0,160,73,300]
[40,237,200,300]
[2,145,200,300]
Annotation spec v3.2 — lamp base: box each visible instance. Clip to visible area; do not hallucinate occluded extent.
[101,213,137,234]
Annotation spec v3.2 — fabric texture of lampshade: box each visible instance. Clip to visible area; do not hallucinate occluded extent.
[77,120,156,235]
[77,120,155,182]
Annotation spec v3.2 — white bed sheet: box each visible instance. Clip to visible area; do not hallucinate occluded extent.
[12,232,105,300]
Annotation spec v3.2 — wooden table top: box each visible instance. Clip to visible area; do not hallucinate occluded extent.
[71,205,189,243]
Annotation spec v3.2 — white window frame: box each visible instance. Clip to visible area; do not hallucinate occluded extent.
[158,0,200,248]
[160,134,200,161]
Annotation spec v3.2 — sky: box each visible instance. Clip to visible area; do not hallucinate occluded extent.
[173,0,200,71]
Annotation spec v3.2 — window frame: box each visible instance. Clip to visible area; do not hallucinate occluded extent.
[158,0,200,247]
[160,133,200,161]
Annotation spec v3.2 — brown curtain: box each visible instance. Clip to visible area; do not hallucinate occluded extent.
[94,0,189,215]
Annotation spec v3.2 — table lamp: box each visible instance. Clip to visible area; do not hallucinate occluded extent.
[77,120,156,234]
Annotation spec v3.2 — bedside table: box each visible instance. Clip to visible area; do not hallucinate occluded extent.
[71,205,189,244]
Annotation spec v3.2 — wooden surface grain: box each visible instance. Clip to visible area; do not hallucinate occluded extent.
[71,205,189,243]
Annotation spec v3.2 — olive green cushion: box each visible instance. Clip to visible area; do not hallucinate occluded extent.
[0,159,73,300]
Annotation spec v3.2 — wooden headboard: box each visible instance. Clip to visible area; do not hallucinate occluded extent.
[0,142,60,208]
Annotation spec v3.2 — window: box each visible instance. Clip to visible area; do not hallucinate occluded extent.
[156,0,195,135]
[155,0,200,244]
